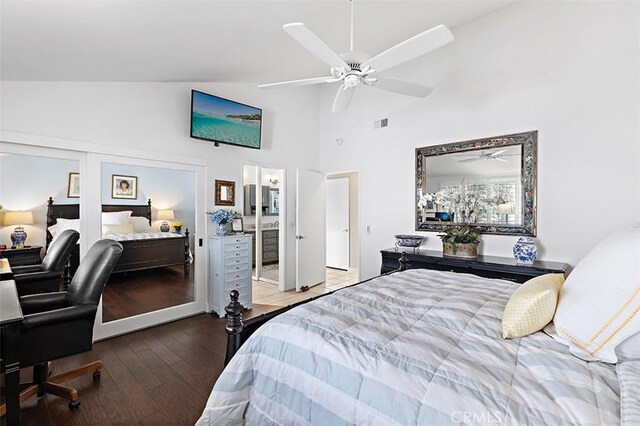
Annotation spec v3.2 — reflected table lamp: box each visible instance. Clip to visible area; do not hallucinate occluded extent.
[497,202,515,223]
[4,210,35,249]
[157,209,175,232]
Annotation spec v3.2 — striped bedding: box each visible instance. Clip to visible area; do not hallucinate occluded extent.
[102,231,183,241]
[198,269,629,425]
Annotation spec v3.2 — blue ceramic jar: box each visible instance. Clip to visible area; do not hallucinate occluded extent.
[513,237,538,265]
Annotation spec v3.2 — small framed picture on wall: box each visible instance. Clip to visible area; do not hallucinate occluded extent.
[112,174,138,199]
[67,172,80,198]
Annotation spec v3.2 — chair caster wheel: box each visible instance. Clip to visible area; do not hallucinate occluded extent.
[68,401,81,411]
[93,370,101,380]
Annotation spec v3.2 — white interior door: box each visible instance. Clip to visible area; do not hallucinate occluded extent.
[296,169,326,291]
[326,177,349,270]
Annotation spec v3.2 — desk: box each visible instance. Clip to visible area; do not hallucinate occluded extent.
[0,258,12,280]
[0,274,23,425]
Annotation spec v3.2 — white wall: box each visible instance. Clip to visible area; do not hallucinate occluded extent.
[319,1,640,279]
[0,154,79,248]
[0,82,320,289]
[101,162,196,237]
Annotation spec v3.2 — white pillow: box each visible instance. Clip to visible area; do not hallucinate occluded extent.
[616,331,640,362]
[48,224,59,238]
[102,211,132,225]
[552,222,640,363]
[56,218,80,233]
[129,216,152,233]
[102,223,134,234]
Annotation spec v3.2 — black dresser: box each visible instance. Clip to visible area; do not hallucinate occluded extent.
[0,245,43,267]
[381,248,568,284]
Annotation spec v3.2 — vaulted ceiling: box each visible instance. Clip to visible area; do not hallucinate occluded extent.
[1,0,516,82]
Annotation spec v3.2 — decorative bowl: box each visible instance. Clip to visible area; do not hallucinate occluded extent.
[394,235,425,248]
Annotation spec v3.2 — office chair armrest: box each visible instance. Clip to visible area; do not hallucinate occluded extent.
[14,270,62,283]
[20,292,69,315]
[11,264,43,274]
[22,304,97,330]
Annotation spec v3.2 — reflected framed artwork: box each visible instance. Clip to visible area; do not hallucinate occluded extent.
[215,179,235,206]
[112,174,138,199]
[67,172,80,198]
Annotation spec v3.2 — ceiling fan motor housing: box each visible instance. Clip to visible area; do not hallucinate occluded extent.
[340,51,371,72]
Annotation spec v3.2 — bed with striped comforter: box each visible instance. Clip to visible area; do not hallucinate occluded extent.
[102,231,184,241]
[198,269,635,425]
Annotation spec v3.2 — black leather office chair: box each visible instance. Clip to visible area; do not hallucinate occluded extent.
[12,229,80,297]
[0,239,123,416]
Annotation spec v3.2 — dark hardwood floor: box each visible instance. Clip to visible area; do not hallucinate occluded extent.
[3,314,226,426]
[102,264,194,323]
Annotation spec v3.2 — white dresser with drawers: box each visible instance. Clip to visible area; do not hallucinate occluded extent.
[208,234,253,316]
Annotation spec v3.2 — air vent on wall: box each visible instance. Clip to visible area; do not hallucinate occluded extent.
[374,118,389,129]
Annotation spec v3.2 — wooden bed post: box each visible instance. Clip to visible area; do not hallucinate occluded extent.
[146,199,152,225]
[184,229,190,274]
[62,258,72,290]
[46,197,54,251]
[224,290,244,366]
[398,252,409,271]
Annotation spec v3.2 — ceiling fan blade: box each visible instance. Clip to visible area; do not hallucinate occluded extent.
[332,85,355,113]
[458,158,483,163]
[362,24,454,73]
[258,76,337,89]
[488,149,508,157]
[283,23,349,69]
[372,77,434,98]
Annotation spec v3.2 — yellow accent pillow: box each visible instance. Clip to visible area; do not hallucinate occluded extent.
[502,274,565,339]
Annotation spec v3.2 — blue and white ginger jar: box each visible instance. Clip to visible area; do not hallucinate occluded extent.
[513,237,538,265]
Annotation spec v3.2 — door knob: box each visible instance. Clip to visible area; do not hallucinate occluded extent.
[296,235,305,240]
[343,229,349,232]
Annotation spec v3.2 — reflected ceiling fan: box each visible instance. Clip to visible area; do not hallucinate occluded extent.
[258,0,454,113]
[457,149,519,163]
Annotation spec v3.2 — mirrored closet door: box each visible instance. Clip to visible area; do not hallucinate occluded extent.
[91,154,206,340]
[0,144,85,280]
[99,161,196,323]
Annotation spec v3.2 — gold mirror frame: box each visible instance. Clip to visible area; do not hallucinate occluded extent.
[415,131,537,236]
[215,180,236,206]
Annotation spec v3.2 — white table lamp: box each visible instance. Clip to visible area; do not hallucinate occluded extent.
[157,210,175,232]
[3,211,35,248]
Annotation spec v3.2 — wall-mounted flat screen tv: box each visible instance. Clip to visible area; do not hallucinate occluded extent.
[190,90,262,149]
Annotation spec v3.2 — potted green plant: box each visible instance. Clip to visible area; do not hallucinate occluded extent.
[438,225,481,258]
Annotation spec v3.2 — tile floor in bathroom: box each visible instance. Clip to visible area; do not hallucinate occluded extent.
[252,267,359,308]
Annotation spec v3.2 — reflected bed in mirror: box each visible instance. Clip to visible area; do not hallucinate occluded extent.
[415,131,537,236]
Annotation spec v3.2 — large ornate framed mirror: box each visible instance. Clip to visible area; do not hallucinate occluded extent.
[415,131,537,236]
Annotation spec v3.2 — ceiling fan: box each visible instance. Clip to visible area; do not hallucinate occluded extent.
[258,0,454,113]
[457,149,519,163]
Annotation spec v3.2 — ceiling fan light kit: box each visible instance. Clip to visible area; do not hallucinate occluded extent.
[258,0,454,113]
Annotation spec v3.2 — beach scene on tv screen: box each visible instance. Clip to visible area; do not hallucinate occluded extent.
[191,92,261,148]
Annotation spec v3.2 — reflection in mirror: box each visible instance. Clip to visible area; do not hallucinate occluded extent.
[0,152,80,276]
[416,131,537,236]
[215,179,235,206]
[101,162,195,322]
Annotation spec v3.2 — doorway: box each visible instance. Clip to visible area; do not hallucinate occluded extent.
[326,171,359,286]
[242,164,285,295]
